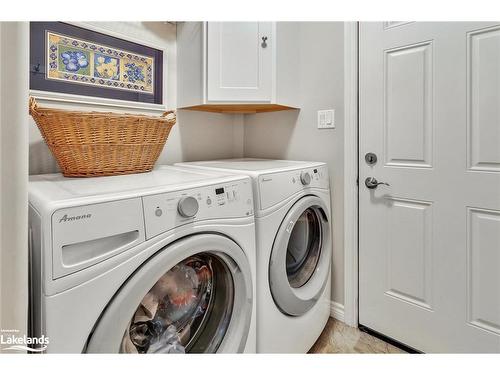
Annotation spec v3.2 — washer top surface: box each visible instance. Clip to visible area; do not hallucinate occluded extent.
[178,158,325,175]
[29,166,246,208]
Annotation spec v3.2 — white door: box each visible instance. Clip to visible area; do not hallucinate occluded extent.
[207,22,272,102]
[359,22,500,353]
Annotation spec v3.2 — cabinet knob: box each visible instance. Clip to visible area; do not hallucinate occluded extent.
[261,36,268,48]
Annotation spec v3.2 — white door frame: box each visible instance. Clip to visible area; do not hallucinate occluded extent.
[0,22,29,336]
[342,21,359,327]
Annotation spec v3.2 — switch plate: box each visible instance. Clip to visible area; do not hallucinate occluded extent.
[317,109,335,129]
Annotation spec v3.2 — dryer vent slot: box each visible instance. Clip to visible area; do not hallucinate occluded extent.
[61,230,140,268]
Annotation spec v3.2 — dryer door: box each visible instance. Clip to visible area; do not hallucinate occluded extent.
[85,234,253,353]
[269,195,331,316]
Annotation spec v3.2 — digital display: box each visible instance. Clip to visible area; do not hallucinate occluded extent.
[215,187,225,195]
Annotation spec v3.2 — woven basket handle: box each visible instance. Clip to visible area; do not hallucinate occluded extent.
[162,110,176,122]
[162,109,175,115]
[29,96,39,116]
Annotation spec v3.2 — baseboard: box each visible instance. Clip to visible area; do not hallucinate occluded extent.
[330,301,345,323]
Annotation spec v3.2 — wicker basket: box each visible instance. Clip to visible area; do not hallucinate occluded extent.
[29,97,176,177]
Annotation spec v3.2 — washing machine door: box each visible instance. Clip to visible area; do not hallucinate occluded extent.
[269,195,331,316]
[85,234,253,353]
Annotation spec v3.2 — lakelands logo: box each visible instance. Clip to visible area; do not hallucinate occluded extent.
[0,329,49,352]
[59,213,92,223]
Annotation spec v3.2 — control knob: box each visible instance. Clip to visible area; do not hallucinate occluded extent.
[178,196,199,218]
[300,171,311,185]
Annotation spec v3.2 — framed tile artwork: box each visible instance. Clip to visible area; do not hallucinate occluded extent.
[30,22,163,105]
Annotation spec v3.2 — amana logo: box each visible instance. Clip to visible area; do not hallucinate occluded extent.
[59,213,92,223]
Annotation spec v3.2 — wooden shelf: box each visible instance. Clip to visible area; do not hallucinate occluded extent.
[178,104,299,114]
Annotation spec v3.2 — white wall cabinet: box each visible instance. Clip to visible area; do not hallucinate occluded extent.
[177,22,300,113]
[207,22,272,102]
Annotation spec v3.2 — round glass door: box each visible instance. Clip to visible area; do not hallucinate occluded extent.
[121,254,234,354]
[286,207,323,288]
[85,234,253,354]
[269,195,331,317]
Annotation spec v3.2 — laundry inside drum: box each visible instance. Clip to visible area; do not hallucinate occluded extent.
[120,254,234,353]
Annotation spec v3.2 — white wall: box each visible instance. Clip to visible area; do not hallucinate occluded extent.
[29,22,239,175]
[243,22,345,304]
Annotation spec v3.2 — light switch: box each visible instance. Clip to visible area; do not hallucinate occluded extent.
[317,109,335,129]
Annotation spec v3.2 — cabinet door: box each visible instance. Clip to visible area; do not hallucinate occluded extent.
[207,22,272,102]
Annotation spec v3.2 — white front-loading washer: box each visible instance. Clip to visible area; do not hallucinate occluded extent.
[28,166,256,353]
[175,159,332,353]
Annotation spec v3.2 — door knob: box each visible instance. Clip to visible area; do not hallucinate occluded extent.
[261,36,268,48]
[365,177,390,189]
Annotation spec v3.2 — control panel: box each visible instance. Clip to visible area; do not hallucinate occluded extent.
[258,165,329,210]
[142,178,253,239]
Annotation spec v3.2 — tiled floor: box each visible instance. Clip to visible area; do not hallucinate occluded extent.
[309,318,407,354]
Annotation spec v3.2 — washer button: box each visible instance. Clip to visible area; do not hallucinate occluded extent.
[155,208,163,217]
[206,197,212,205]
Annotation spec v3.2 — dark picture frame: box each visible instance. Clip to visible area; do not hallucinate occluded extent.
[30,22,163,105]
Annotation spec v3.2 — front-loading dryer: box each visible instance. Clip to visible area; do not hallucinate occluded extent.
[175,159,332,353]
[28,166,256,353]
